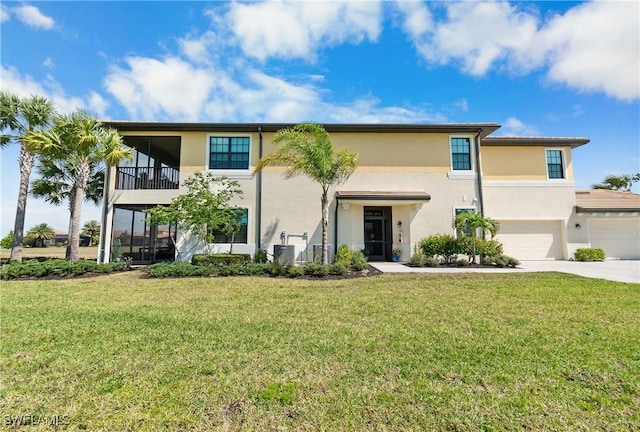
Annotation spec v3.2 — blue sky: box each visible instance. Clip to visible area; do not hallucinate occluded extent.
[1,0,639,233]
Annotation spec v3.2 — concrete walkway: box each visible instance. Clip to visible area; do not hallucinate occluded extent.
[370,260,640,284]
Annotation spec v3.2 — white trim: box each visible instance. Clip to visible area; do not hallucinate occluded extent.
[483,180,575,188]
[206,133,253,178]
[545,148,567,181]
[449,134,475,174]
[452,206,477,237]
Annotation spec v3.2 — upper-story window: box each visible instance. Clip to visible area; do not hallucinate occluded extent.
[451,137,472,171]
[546,149,564,179]
[209,136,250,170]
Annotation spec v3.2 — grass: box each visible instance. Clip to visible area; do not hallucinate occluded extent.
[0,246,99,261]
[1,272,639,430]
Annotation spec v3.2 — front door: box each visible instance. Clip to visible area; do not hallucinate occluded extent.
[364,207,391,261]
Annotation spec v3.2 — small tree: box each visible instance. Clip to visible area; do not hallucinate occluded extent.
[25,223,55,247]
[81,220,101,246]
[254,123,358,265]
[1,231,14,249]
[453,211,500,264]
[592,173,640,192]
[145,172,243,255]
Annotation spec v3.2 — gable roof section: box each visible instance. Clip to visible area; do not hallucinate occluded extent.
[101,121,501,138]
[575,189,640,213]
[482,136,590,148]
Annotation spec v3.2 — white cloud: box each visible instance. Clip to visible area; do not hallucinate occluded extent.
[88,91,109,118]
[104,56,217,121]
[0,65,104,115]
[13,5,55,30]
[43,57,54,68]
[226,0,382,61]
[497,117,539,136]
[398,1,639,101]
[1,5,10,23]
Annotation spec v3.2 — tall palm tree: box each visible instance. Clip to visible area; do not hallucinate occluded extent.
[453,211,500,264]
[25,223,55,248]
[25,111,131,261]
[0,91,55,261]
[255,123,359,265]
[81,220,101,246]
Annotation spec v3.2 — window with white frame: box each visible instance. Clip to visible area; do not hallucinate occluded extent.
[209,208,248,244]
[454,207,475,237]
[209,136,250,170]
[546,149,564,179]
[451,137,472,171]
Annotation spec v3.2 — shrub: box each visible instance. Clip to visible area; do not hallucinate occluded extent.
[419,234,461,264]
[286,265,305,278]
[329,262,347,275]
[424,257,440,267]
[253,249,268,264]
[335,244,353,265]
[303,262,330,277]
[476,239,503,259]
[1,231,13,249]
[410,250,427,267]
[351,252,368,271]
[244,263,269,276]
[0,258,128,280]
[574,248,605,262]
[147,262,215,278]
[455,258,470,267]
[191,254,250,267]
[486,255,520,268]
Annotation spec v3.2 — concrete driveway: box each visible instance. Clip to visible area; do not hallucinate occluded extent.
[370,260,640,284]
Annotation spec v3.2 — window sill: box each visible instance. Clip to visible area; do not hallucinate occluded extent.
[447,171,476,180]
[207,169,254,179]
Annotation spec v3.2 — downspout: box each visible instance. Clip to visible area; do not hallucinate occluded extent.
[474,130,485,216]
[256,126,263,250]
[99,165,111,263]
[334,195,339,257]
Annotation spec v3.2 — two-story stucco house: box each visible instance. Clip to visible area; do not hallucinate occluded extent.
[98,121,633,264]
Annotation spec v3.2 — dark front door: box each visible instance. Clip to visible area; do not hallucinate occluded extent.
[364,207,392,261]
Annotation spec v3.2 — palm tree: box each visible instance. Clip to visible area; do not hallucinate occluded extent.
[81,220,101,246]
[453,211,500,264]
[25,111,131,261]
[0,91,55,261]
[255,123,359,265]
[25,223,55,248]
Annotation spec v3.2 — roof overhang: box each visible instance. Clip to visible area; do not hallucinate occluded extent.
[336,190,431,206]
[482,136,590,148]
[101,121,501,138]
[575,206,639,214]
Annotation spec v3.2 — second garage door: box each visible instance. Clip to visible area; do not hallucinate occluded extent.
[495,220,564,260]
[588,219,640,259]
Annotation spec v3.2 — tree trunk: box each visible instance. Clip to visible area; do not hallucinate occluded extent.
[66,160,90,262]
[321,188,329,265]
[10,147,35,262]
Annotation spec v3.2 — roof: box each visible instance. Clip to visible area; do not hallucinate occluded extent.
[336,191,431,201]
[101,121,501,138]
[575,189,640,213]
[482,136,590,148]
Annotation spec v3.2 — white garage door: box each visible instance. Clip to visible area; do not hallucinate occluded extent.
[495,220,563,260]
[588,219,640,259]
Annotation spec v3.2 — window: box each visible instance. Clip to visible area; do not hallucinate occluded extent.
[546,149,564,179]
[454,208,474,237]
[210,208,248,244]
[451,137,472,171]
[209,136,250,170]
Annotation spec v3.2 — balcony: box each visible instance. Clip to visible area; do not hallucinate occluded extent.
[116,166,179,190]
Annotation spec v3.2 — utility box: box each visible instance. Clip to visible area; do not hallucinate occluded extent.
[312,244,334,263]
[273,244,295,266]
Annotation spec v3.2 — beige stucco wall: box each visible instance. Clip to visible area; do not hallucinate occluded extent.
[482,146,574,181]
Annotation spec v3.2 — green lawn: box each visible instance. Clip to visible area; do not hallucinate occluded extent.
[1,246,99,260]
[2,272,638,430]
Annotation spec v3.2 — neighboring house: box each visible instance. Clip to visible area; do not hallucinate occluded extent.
[44,230,91,247]
[570,189,640,259]
[98,122,614,263]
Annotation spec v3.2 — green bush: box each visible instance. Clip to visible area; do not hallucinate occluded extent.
[424,257,440,267]
[351,252,368,271]
[303,262,330,277]
[253,249,268,264]
[286,265,305,278]
[0,258,128,280]
[329,262,347,275]
[574,248,605,262]
[335,244,354,265]
[191,254,250,266]
[419,234,461,264]
[486,255,520,268]
[147,262,216,278]
[410,250,427,267]
[1,231,13,249]
[455,258,470,267]
[476,239,504,259]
